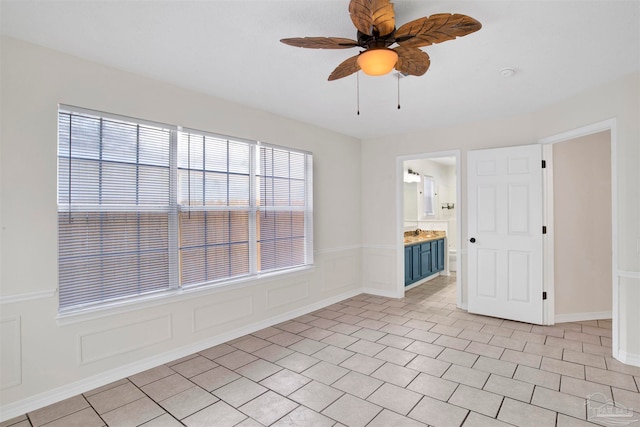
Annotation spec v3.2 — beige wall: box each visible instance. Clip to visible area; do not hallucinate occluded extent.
[0,37,363,417]
[553,131,612,316]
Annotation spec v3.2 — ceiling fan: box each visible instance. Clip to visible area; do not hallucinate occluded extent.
[281,0,482,81]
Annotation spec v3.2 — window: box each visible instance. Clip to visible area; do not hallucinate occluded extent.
[257,145,311,271]
[177,131,251,286]
[58,107,313,313]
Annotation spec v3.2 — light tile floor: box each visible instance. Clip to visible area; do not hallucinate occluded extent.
[3,274,639,427]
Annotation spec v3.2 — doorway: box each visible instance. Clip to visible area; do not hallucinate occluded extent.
[396,150,462,306]
[552,131,612,321]
[539,119,618,357]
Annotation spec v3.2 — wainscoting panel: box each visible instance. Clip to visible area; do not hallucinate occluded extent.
[323,253,359,292]
[0,317,22,389]
[362,246,397,297]
[266,281,310,310]
[193,295,253,332]
[1,247,363,420]
[79,315,172,365]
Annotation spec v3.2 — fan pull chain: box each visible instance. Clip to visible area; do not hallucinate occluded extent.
[356,72,360,116]
[397,73,401,110]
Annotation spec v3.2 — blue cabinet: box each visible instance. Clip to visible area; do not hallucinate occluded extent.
[420,244,432,277]
[404,246,412,285]
[405,238,445,286]
[411,245,421,281]
[437,239,445,271]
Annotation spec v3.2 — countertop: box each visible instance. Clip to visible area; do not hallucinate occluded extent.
[403,230,446,246]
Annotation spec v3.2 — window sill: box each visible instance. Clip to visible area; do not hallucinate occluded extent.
[56,265,315,326]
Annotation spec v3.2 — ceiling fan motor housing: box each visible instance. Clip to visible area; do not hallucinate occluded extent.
[357,30,396,50]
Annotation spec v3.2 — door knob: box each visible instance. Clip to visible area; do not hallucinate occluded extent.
[469,238,476,243]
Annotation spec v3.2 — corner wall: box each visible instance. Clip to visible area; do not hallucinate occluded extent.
[0,37,363,419]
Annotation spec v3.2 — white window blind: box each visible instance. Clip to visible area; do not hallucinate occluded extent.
[257,146,312,272]
[178,129,314,282]
[177,132,251,286]
[58,109,175,311]
[58,107,313,312]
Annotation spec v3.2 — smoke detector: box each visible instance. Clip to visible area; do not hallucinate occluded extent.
[500,68,516,77]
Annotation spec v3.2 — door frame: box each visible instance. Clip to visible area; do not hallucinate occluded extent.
[395,150,462,307]
[538,119,618,356]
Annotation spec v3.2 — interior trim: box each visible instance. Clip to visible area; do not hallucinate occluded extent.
[618,270,640,279]
[617,350,640,368]
[0,289,56,305]
[361,287,400,299]
[314,245,362,254]
[554,311,613,323]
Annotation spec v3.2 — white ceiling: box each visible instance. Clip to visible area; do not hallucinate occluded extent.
[1,0,639,140]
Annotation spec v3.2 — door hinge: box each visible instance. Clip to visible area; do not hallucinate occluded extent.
[542,160,547,168]
[542,226,547,234]
[543,291,547,300]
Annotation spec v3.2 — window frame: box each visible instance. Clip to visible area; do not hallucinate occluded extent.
[423,175,435,217]
[57,105,313,316]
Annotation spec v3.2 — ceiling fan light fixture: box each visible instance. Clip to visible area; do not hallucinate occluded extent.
[357,48,398,76]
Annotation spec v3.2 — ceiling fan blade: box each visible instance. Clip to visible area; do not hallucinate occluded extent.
[394,46,430,76]
[280,37,359,49]
[396,13,482,48]
[349,0,395,37]
[328,55,360,81]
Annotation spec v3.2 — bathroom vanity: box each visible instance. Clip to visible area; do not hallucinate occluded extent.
[404,230,446,286]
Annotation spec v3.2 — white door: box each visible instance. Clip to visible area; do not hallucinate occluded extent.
[467,144,544,324]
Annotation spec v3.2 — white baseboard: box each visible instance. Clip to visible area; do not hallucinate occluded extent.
[0,287,362,422]
[554,311,612,323]
[403,282,422,291]
[402,272,442,292]
[616,350,640,368]
[362,287,400,299]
